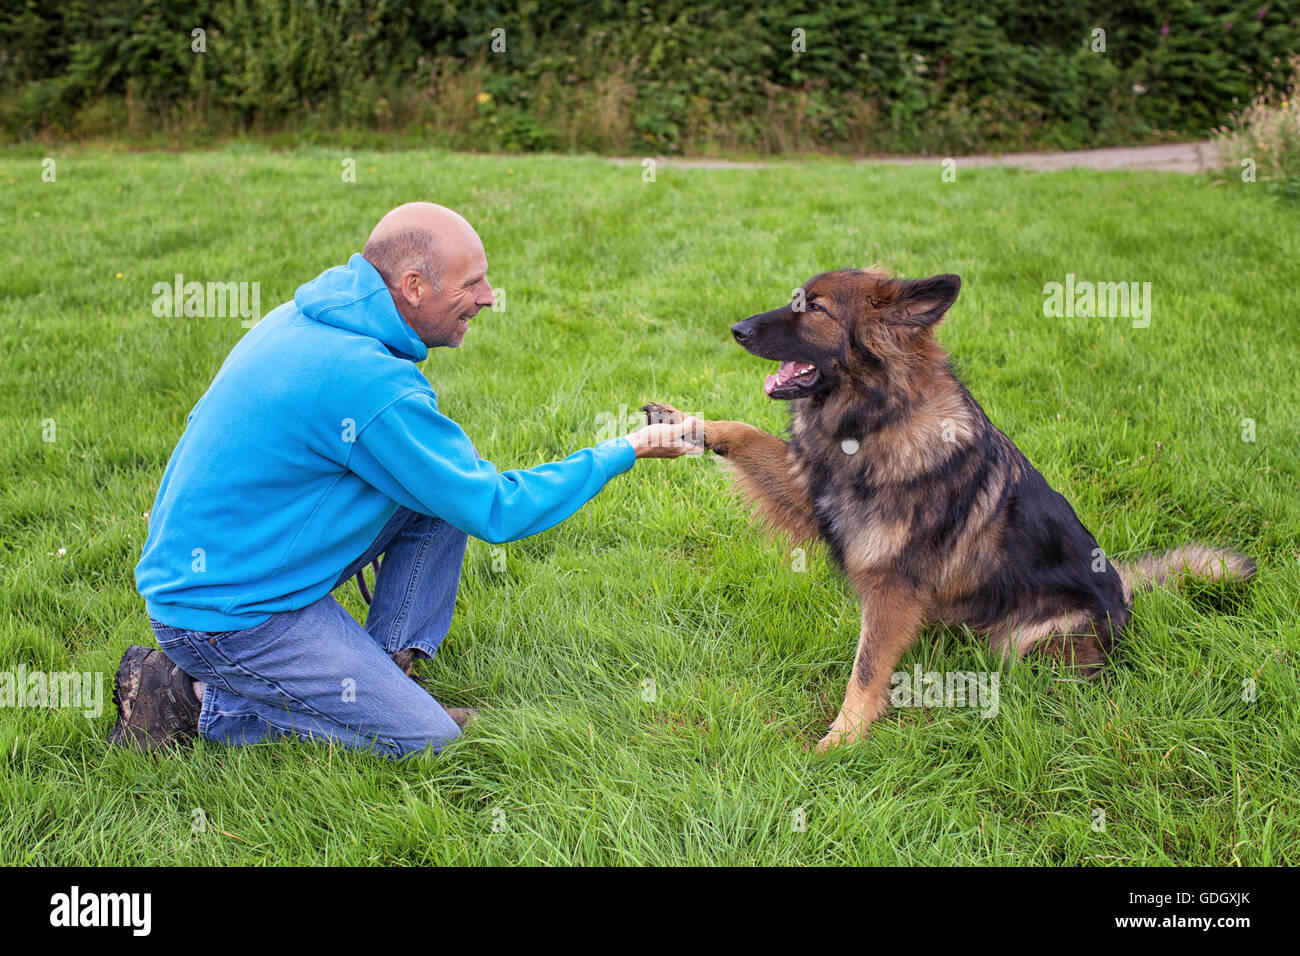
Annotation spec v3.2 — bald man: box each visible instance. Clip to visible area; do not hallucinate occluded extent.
[113,203,699,758]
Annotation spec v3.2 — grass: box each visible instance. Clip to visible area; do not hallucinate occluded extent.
[0,144,1298,865]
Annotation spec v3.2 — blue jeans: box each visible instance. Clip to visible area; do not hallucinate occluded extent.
[148,507,469,758]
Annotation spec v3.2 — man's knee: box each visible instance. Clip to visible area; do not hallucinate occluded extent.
[384,708,462,759]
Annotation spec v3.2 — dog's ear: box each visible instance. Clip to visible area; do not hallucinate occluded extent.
[883,274,961,328]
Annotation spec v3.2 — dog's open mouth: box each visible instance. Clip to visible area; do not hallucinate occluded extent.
[764,361,820,399]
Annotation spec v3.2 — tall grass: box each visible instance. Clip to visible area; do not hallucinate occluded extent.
[1215,56,1300,199]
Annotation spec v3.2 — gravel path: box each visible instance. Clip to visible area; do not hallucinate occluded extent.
[608,141,1220,174]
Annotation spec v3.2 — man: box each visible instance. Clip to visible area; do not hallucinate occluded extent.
[113,202,699,758]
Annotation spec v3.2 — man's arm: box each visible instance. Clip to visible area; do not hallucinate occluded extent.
[347,391,697,544]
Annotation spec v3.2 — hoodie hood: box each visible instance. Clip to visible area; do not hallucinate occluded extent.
[294,253,428,362]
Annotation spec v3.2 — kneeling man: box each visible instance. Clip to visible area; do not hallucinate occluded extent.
[114,202,698,758]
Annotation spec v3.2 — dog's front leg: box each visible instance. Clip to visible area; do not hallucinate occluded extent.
[817,583,925,752]
[642,402,817,541]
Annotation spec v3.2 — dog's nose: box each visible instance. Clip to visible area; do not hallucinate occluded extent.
[732,322,753,343]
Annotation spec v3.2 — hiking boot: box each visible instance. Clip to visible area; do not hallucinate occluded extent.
[391,648,419,675]
[392,649,475,727]
[444,707,479,729]
[107,645,202,753]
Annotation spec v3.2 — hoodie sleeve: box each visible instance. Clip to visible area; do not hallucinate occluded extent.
[347,390,637,544]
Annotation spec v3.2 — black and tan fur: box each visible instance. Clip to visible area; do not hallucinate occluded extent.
[645,269,1254,751]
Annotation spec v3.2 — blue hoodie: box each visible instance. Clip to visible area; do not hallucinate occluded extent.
[136,254,636,632]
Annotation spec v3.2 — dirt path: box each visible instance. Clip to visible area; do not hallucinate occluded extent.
[609,141,1220,174]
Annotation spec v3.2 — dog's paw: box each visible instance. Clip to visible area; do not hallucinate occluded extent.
[641,402,685,426]
[814,730,862,753]
[814,715,870,752]
[813,731,841,753]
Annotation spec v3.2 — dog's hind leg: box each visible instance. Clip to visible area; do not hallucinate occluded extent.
[643,402,817,541]
[1035,607,1126,675]
[817,583,926,751]
[992,608,1122,676]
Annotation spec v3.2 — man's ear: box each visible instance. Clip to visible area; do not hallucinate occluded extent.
[398,269,424,308]
[884,274,961,328]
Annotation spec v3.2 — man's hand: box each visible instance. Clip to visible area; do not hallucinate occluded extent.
[625,417,704,459]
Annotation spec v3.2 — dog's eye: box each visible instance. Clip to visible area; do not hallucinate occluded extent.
[807,300,823,312]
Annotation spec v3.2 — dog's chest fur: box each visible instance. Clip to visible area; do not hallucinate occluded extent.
[787,389,991,577]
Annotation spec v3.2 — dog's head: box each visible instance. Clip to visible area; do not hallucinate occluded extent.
[731,269,961,400]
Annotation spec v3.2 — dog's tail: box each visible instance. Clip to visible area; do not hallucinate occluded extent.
[1116,545,1256,604]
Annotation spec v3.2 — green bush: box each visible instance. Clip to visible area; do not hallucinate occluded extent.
[2,0,1298,153]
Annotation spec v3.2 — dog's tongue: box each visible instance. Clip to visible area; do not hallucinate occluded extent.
[764,361,815,394]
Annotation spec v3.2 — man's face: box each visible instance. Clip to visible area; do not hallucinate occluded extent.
[398,237,494,348]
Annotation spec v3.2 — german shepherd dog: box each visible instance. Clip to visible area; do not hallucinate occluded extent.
[645,269,1254,751]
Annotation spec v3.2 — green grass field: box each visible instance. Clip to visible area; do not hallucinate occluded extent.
[1,146,1298,865]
